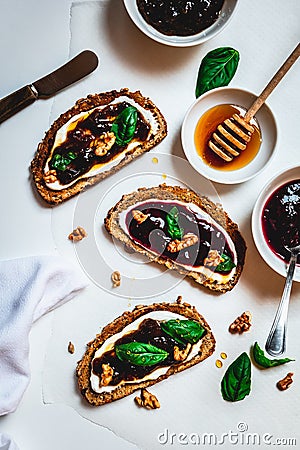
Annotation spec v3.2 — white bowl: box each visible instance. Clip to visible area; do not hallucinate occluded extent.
[252,166,300,281]
[181,87,277,184]
[123,0,238,47]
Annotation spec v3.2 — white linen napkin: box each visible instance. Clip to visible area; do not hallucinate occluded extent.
[0,433,19,450]
[0,255,88,416]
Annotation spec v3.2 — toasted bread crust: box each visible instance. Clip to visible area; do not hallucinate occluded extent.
[76,299,215,406]
[31,89,167,205]
[104,184,246,293]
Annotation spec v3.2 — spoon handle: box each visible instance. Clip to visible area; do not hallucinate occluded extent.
[265,253,297,357]
[244,42,300,122]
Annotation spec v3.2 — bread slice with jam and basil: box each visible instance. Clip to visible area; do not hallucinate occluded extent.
[104,184,246,293]
[76,298,215,406]
[31,89,167,205]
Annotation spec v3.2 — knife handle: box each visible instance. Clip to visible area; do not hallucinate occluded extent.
[0,85,38,124]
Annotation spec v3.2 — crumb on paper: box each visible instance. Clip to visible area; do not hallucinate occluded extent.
[152,157,158,164]
[229,311,252,334]
[68,341,75,354]
[111,270,121,288]
[161,173,167,180]
[68,226,87,242]
[134,389,160,409]
[277,372,294,391]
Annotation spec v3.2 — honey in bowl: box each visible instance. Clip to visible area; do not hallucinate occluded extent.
[194,104,262,171]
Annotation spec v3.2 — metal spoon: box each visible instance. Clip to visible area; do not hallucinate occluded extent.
[265,244,300,357]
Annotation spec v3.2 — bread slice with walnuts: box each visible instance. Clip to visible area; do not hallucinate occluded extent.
[104,184,246,293]
[76,297,215,406]
[31,89,167,205]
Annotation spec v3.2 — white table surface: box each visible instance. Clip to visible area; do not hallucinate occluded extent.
[0,1,300,449]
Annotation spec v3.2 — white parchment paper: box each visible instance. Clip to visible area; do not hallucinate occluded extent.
[44,1,300,449]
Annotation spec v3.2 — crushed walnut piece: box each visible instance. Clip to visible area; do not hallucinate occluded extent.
[68,341,75,354]
[44,169,57,184]
[91,131,116,156]
[229,311,252,334]
[100,364,114,386]
[68,226,87,242]
[204,250,224,268]
[277,372,294,391]
[174,343,191,362]
[134,389,160,409]
[132,209,148,224]
[111,270,121,287]
[167,233,198,253]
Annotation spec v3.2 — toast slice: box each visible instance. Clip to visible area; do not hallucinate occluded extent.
[76,298,215,406]
[104,184,246,292]
[31,89,167,205]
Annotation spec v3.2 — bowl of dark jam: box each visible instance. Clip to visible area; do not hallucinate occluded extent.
[181,87,277,184]
[123,0,238,47]
[252,166,300,281]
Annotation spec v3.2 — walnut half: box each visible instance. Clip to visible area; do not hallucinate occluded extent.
[44,169,57,184]
[204,250,224,268]
[135,389,160,409]
[132,209,148,224]
[167,233,198,253]
[68,226,87,242]
[111,270,121,287]
[174,343,191,362]
[229,311,252,334]
[92,132,116,156]
[100,364,114,387]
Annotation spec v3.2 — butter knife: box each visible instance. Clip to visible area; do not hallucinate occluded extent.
[0,50,99,124]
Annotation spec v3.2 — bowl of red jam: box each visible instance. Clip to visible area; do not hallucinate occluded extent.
[123,0,238,47]
[252,166,300,280]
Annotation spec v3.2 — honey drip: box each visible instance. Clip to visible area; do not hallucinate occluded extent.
[194,104,262,171]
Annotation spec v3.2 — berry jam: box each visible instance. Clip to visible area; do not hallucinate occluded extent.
[262,180,300,264]
[49,102,149,185]
[125,200,234,272]
[92,318,194,385]
[136,0,225,37]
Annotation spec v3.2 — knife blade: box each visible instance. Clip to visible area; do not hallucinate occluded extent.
[0,50,99,124]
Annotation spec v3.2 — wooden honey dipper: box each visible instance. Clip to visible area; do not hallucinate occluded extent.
[209,43,300,162]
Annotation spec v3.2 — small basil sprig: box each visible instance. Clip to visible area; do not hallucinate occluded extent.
[252,342,294,368]
[195,47,240,98]
[111,106,138,146]
[215,254,236,272]
[221,352,251,402]
[161,319,205,345]
[51,151,77,171]
[166,207,184,241]
[115,342,168,366]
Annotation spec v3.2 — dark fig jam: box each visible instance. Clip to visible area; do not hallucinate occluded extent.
[49,102,149,185]
[262,180,300,264]
[92,318,199,385]
[136,0,225,37]
[125,200,234,272]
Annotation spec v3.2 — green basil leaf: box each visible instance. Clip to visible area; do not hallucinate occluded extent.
[166,206,184,241]
[252,342,294,368]
[161,319,205,345]
[221,352,251,402]
[195,47,240,98]
[115,342,168,366]
[215,254,236,272]
[51,151,77,172]
[111,106,138,146]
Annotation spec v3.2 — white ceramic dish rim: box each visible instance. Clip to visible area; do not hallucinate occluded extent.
[251,165,300,281]
[123,0,238,47]
[181,86,278,184]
